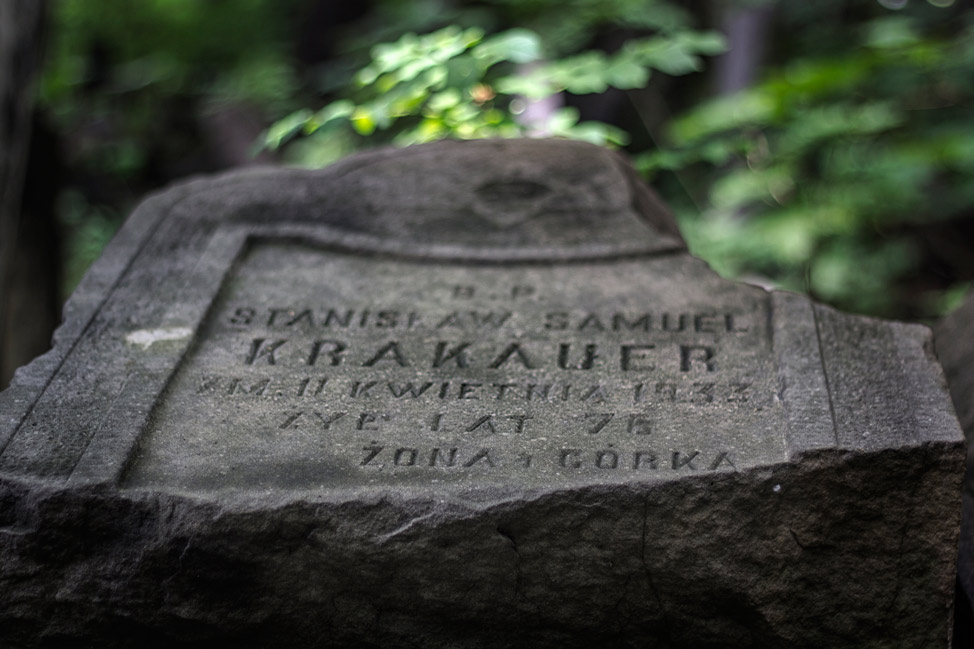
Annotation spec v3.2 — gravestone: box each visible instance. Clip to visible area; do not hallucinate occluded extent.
[0,139,964,649]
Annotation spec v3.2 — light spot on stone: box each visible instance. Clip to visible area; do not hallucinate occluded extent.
[125,327,193,350]
[773,484,782,493]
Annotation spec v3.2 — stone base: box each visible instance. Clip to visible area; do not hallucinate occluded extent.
[0,446,960,649]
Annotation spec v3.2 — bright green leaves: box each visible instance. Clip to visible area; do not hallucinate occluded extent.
[648,14,974,317]
[264,109,315,150]
[266,101,357,149]
[495,31,726,99]
[544,108,631,146]
[357,27,485,86]
[42,0,303,109]
[472,29,543,65]
[266,22,723,160]
[624,32,726,75]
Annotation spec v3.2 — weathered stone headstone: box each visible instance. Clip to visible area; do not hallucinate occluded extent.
[0,139,964,648]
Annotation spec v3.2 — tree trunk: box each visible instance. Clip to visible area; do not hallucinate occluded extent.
[0,0,51,389]
[714,4,775,95]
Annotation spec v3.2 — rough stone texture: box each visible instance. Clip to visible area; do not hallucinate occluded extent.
[0,139,965,648]
[935,291,974,638]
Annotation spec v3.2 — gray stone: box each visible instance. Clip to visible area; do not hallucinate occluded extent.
[0,139,964,648]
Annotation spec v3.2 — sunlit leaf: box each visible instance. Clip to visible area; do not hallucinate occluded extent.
[350,108,377,135]
[474,29,543,64]
[669,90,777,142]
[264,108,313,149]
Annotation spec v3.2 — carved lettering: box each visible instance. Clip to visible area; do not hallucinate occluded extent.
[361,445,383,466]
[197,375,221,395]
[493,383,516,399]
[709,452,736,470]
[429,448,458,467]
[634,451,658,470]
[680,345,716,372]
[323,309,353,328]
[488,343,536,369]
[580,384,608,402]
[620,344,655,371]
[432,342,471,368]
[656,382,677,401]
[313,412,346,429]
[506,414,532,434]
[578,314,605,331]
[287,310,314,327]
[307,340,346,366]
[585,413,614,435]
[388,382,434,398]
[544,312,569,330]
[627,414,652,435]
[458,383,481,399]
[267,308,290,326]
[279,412,303,429]
[246,338,287,365]
[728,382,751,402]
[357,413,380,430]
[672,451,699,470]
[693,382,715,403]
[395,448,418,466]
[228,378,270,396]
[596,450,619,469]
[297,377,328,397]
[558,343,598,370]
[662,314,688,332]
[230,307,256,326]
[363,341,408,367]
[463,448,495,467]
[560,449,582,468]
[694,314,718,333]
[466,415,496,433]
[469,311,512,328]
[350,381,378,398]
[526,384,552,400]
[612,314,650,331]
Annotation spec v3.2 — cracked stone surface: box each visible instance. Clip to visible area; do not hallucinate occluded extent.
[0,139,965,648]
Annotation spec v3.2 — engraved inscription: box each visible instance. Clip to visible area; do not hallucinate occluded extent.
[125,244,786,490]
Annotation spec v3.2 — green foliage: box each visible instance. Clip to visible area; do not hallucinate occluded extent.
[39,0,974,320]
[267,19,724,163]
[40,0,307,298]
[56,191,123,301]
[478,0,697,53]
[639,10,974,317]
[41,0,306,181]
[42,0,302,106]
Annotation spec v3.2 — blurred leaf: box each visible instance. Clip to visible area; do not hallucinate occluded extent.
[474,29,543,64]
[669,90,777,142]
[350,107,377,135]
[864,16,920,49]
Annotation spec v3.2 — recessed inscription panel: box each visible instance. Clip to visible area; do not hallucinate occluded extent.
[124,242,785,491]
